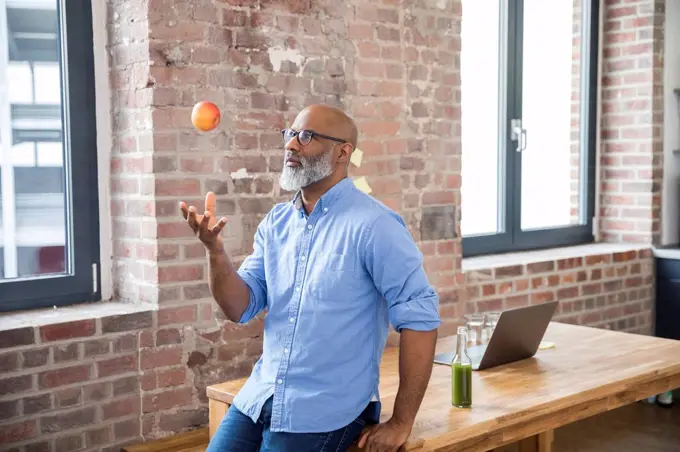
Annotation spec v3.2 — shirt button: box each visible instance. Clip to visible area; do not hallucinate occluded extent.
[289,317,295,323]
[301,255,306,261]
[307,224,312,230]
[323,207,328,212]
[284,348,289,354]
[295,286,300,292]
[277,379,283,384]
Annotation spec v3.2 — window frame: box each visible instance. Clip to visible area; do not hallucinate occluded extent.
[0,0,100,312]
[462,0,600,258]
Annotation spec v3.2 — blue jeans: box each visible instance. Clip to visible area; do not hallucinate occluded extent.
[207,396,370,452]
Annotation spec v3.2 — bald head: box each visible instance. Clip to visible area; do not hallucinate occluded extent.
[294,104,359,149]
[279,104,359,193]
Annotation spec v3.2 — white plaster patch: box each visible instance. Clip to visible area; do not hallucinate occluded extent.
[165,46,184,65]
[230,168,249,179]
[436,0,447,10]
[268,46,305,72]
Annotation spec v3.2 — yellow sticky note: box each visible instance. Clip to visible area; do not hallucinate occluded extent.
[353,176,372,194]
[350,148,364,167]
[538,341,555,350]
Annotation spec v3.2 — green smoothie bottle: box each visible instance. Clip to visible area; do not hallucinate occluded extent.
[451,326,472,408]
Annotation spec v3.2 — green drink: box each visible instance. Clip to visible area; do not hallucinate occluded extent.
[451,326,472,408]
[452,362,472,407]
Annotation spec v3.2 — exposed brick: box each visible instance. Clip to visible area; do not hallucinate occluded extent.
[40,320,96,342]
[24,441,50,452]
[55,434,84,452]
[557,287,580,300]
[0,327,35,348]
[158,407,208,432]
[40,407,96,434]
[141,374,156,392]
[103,397,140,420]
[97,355,138,379]
[420,206,456,240]
[182,283,212,300]
[0,420,37,443]
[55,387,82,408]
[142,387,193,413]
[158,306,197,326]
[0,352,19,372]
[39,365,91,389]
[84,339,110,357]
[0,375,33,396]
[83,382,111,403]
[0,400,19,420]
[557,258,583,270]
[156,328,182,346]
[23,394,52,415]
[86,427,112,448]
[112,334,138,353]
[141,346,183,370]
[527,261,555,274]
[157,368,187,388]
[101,312,153,334]
[478,299,503,313]
[158,264,203,283]
[53,343,81,363]
[494,266,524,279]
[114,419,140,441]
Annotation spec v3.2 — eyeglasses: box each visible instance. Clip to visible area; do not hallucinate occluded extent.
[281,128,347,146]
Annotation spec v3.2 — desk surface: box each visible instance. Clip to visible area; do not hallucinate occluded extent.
[207,322,680,451]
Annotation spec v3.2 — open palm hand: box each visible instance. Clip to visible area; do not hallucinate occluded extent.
[179,191,227,251]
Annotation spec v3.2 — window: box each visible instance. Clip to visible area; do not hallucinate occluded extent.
[460,0,599,257]
[0,0,99,312]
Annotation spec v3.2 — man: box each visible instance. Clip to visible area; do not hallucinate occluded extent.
[180,104,440,452]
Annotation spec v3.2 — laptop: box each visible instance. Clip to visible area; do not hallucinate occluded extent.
[434,301,558,370]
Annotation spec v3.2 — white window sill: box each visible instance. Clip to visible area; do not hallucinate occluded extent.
[462,242,651,273]
[652,246,680,260]
[0,300,156,332]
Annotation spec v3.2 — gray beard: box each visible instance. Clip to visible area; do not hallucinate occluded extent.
[279,149,334,192]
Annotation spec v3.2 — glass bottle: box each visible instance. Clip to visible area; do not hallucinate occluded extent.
[451,326,472,408]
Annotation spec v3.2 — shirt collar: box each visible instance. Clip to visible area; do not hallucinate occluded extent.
[291,177,354,213]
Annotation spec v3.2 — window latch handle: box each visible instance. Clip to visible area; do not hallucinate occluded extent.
[510,118,527,152]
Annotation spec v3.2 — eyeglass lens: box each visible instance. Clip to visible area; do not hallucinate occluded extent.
[282,129,313,145]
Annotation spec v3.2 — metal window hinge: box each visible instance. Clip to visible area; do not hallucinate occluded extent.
[92,263,98,294]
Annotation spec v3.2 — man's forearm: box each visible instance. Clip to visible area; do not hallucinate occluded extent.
[391,328,438,427]
[207,243,251,323]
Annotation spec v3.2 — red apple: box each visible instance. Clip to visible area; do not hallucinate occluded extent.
[191,101,221,132]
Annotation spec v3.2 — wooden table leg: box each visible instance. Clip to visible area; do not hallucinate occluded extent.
[209,399,229,439]
[537,430,553,452]
[493,429,553,452]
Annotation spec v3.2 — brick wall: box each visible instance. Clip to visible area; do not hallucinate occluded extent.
[463,248,654,335]
[599,0,665,244]
[109,0,156,304]
[0,0,664,451]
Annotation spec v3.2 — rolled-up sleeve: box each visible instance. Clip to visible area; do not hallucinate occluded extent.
[364,212,441,332]
[236,213,269,324]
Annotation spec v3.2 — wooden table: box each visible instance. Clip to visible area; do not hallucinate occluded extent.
[207,322,680,451]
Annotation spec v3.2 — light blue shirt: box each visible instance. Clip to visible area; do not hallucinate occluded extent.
[233,177,441,433]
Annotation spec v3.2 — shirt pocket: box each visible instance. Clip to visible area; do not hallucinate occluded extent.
[308,253,358,302]
[327,253,355,272]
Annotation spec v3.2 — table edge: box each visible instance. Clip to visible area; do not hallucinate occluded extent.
[207,362,680,450]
